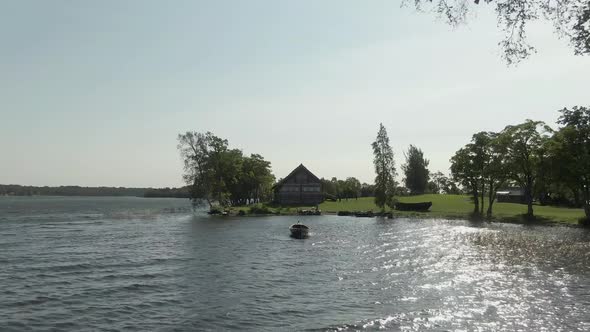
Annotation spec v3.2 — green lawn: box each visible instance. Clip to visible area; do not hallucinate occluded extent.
[319,194,585,224]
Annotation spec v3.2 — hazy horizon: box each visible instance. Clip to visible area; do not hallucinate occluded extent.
[2,1,589,188]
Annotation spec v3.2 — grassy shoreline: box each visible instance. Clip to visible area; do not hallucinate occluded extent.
[231,194,586,226]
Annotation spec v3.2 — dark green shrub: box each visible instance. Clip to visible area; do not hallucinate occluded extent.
[248,204,273,215]
[578,217,590,226]
[208,206,223,215]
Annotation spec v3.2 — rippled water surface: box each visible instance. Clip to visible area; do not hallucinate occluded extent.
[1,196,590,331]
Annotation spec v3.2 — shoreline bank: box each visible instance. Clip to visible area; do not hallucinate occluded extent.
[214,208,586,228]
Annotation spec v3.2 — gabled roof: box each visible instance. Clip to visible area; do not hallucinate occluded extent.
[273,164,321,189]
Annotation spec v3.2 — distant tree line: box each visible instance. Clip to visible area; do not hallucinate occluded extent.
[0,185,146,197]
[143,187,190,198]
[177,131,275,208]
[320,177,375,201]
[450,106,590,220]
[0,184,192,198]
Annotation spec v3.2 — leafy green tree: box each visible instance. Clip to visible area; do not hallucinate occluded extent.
[372,123,397,209]
[402,145,430,195]
[360,183,376,197]
[320,177,337,199]
[322,177,364,200]
[451,131,497,216]
[450,146,482,215]
[409,0,590,64]
[178,131,215,207]
[204,134,240,207]
[450,132,496,216]
[331,177,343,201]
[344,177,362,200]
[469,132,492,215]
[430,171,460,194]
[500,120,552,218]
[177,131,274,208]
[550,106,590,219]
[547,132,582,207]
[235,154,275,205]
[480,132,509,217]
[337,179,347,200]
[453,131,508,217]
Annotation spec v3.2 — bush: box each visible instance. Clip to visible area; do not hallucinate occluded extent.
[238,210,246,216]
[248,204,273,215]
[578,217,590,226]
[354,211,374,217]
[208,206,223,215]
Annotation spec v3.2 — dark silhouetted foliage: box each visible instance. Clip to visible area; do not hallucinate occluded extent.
[372,123,397,210]
[409,0,590,64]
[402,145,430,195]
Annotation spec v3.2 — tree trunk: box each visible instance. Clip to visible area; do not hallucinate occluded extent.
[583,182,590,218]
[525,179,534,218]
[472,186,480,215]
[573,188,581,207]
[486,181,494,218]
[480,182,485,215]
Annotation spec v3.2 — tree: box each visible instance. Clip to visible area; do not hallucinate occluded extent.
[480,132,509,217]
[450,146,482,215]
[469,132,497,216]
[204,134,240,207]
[500,120,552,218]
[344,177,362,199]
[235,154,275,205]
[408,0,590,64]
[360,183,376,197]
[322,176,364,200]
[177,131,274,208]
[550,106,590,219]
[547,128,583,207]
[321,177,337,199]
[429,171,460,194]
[177,131,215,207]
[372,123,397,209]
[450,132,495,216]
[402,145,430,194]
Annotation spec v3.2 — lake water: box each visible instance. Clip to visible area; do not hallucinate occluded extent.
[1,196,590,331]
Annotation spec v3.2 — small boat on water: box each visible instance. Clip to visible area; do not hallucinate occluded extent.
[289,222,309,239]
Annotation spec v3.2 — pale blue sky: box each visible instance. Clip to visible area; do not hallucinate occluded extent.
[1,1,589,187]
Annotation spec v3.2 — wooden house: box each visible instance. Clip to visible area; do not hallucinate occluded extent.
[273,164,324,205]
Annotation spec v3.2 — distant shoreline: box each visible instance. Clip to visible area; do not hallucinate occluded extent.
[0,184,189,198]
[0,195,188,199]
[2,192,586,227]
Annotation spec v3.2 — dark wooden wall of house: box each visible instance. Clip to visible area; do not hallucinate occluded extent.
[275,167,323,205]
